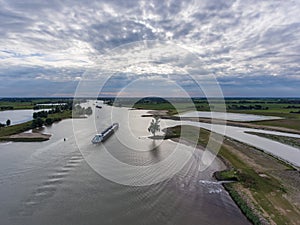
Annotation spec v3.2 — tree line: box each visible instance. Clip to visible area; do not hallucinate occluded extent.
[227,105,269,110]
[31,104,92,128]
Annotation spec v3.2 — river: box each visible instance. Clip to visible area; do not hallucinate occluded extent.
[163,120,300,167]
[0,102,251,225]
[0,109,51,125]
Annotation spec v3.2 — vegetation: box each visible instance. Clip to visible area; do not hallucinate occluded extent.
[0,98,92,141]
[32,117,44,128]
[252,119,300,131]
[164,125,300,225]
[30,103,92,127]
[101,97,300,131]
[224,184,262,225]
[72,105,93,116]
[1,97,299,221]
[0,98,74,111]
[33,110,48,119]
[214,169,238,181]
[0,121,33,137]
[290,110,300,114]
[228,104,268,110]
[148,116,161,136]
[101,97,180,115]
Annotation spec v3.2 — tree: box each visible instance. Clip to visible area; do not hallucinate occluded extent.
[85,106,93,115]
[33,110,48,119]
[32,117,44,128]
[6,119,11,126]
[45,118,53,126]
[148,117,160,136]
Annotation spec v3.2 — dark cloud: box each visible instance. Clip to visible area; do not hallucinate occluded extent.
[0,0,300,96]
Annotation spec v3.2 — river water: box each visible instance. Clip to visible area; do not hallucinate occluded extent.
[0,109,37,125]
[0,102,250,225]
[0,109,52,125]
[164,120,300,167]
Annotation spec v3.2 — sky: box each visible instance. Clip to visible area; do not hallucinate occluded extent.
[0,0,300,97]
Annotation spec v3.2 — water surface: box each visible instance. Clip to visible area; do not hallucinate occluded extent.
[0,102,250,225]
[0,109,46,125]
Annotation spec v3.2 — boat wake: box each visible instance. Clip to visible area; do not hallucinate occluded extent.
[18,154,83,216]
[198,180,226,194]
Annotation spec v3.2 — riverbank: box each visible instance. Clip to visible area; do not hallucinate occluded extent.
[0,121,52,142]
[109,97,300,131]
[143,113,300,135]
[0,102,93,142]
[0,110,72,142]
[164,125,300,225]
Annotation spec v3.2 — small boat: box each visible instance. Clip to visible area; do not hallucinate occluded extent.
[91,123,119,144]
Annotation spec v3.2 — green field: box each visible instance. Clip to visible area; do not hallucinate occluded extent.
[0,98,74,110]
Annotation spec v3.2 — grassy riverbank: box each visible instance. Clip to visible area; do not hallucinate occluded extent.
[0,110,72,142]
[0,98,93,142]
[164,125,300,225]
[0,121,33,137]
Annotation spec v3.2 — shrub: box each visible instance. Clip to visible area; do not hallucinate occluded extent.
[32,117,44,128]
[45,118,53,126]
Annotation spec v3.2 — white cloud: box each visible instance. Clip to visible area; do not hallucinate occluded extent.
[0,0,300,96]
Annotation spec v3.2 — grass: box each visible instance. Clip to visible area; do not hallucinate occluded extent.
[49,110,72,120]
[165,125,300,225]
[214,169,238,181]
[117,98,300,131]
[216,144,297,224]
[132,102,180,115]
[251,119,300,131]
[0,110,72,141]
[0,121,33,137]
[0,101,34,110]
[106,98,300,223]
[224,184,262,225]
[0,98,73,111]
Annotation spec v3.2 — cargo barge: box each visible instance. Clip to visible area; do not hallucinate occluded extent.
[91,123,119,144]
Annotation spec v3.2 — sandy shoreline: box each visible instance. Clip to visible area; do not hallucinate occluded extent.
[1,132,51,141]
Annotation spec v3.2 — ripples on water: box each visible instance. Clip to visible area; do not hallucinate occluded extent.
[0,103,251,225]
[19,153,84,216]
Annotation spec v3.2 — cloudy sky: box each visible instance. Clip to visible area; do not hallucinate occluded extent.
[0,0,300,97]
